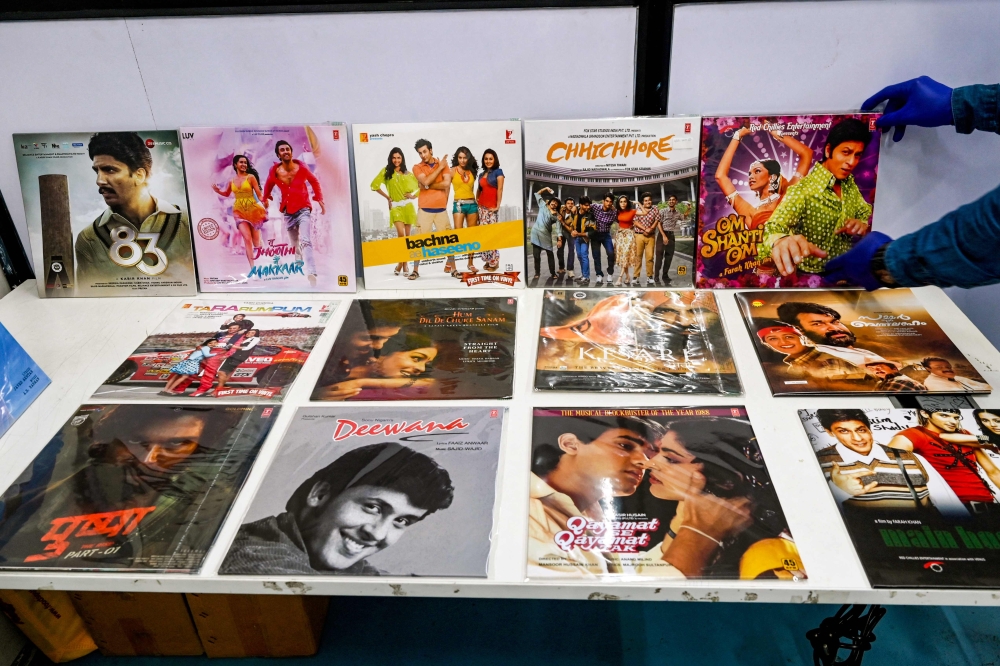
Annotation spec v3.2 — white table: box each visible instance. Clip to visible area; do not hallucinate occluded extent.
[0,281,997,605]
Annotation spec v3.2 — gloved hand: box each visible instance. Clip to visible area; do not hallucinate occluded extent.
[823,231,894,291]
[862,76,954,142]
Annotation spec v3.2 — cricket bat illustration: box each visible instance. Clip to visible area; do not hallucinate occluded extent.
[39,174,74,297]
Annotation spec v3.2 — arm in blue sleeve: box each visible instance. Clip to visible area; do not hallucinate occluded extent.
[952,84,1000,134]
[884,183,1000,288]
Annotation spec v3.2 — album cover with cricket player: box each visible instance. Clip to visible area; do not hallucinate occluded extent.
[13,131,197,297]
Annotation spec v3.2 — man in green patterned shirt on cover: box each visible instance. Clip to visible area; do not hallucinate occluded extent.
[758,119,874,277]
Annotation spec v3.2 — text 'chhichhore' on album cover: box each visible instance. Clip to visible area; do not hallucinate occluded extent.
[0,403,278,573]
[737,289,991,396]
[94,300,334,402]
[352,121,525,289]
[311,298,517,401]
[180,125,356,292]
[13,131,197,298]
[220,406,504,577]
[535,290,741,394]
[523,118,700,288]
[528,407,806,581]
[695,114,882,288]
[799,407,1000,588]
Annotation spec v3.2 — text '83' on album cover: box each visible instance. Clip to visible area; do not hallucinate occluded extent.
[311,298,516,401]
[180,125,356,292]
[220,406,504,577]
[13,131,197,297]
[696,114,881,288]
[0,403,278,573]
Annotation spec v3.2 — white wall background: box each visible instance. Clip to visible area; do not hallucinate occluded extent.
[0,7,637,276]
[670,0,1000,346]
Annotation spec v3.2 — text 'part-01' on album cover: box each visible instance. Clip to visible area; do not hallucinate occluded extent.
[695,114,882,288]
[180,125,356,292]
[94,300,335,402]
[220,406,504,577]
[737,289,991,396]
[0,403,278,573]
[311,297,517,401]
[13,131,197,297]
[527,407,805,582]
[535,289,741,394]
[353,121,525,289]
[523,118,699,288]
[799,407,1000,588]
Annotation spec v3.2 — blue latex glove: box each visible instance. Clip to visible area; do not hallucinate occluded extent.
[823,231,894,291]
[861,76,954,142]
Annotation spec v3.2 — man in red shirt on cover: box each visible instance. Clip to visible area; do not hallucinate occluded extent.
[262,140,325,286]
[888,409,1000,515]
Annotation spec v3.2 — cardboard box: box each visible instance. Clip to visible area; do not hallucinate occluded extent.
[69,592,203,657]
[0,590,97,663]
[185,593,329,658]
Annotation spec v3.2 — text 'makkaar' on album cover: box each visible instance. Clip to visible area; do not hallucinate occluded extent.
[696,114,882,288]
[220,406,504,577]
[535,290,740,394]
[352,121,524,289]
[95,300,334,402]
[737,289,991,396]
[180,125,356,292]
[0,403,278,573]
[523,118,699,288]
[0,322,50,438]
[800,407,1000,588]
[13,131,197,298]
[311,298,517,401]
[528,407,805,581]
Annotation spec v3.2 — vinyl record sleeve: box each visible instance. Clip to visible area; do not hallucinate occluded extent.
[179,125,356,292]
[737,289,991,396]
[0,403,278,573]
[527,407,805,581]
[0,321,50,437]
[534,290,740,394]
[523,118,699,287]
[13,131,197,297]
[353,121,525,289]
[799,407,1000,588]
[695,114,882,288]
[220,406,504,577]
[94,300,335,402]
[311,297,516,401]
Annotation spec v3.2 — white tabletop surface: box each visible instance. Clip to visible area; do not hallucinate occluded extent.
[0,280,997,605]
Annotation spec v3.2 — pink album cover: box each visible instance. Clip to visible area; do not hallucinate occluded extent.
[180,125,356,292]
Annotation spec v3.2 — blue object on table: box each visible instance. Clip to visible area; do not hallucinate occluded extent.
[0,320,49,437]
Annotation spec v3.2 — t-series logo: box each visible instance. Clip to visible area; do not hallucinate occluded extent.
[405,233,481,257]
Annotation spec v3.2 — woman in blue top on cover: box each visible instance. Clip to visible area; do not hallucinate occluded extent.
[161,339,220,395]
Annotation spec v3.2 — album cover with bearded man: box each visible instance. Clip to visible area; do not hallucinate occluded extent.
[0,403,277,572]
[535,290,740,394]
[737,289,991,396]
